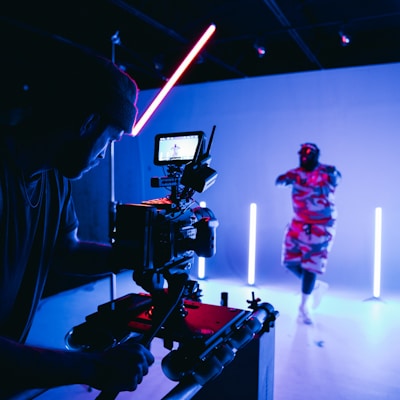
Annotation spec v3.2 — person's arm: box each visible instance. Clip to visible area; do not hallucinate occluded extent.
[53,227,125,276]
[0,335,154,392]
[275,170,297,186]
[324,165,342,187]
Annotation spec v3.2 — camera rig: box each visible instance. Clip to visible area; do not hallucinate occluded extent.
[65,126,279,399]
[111,127,218,293]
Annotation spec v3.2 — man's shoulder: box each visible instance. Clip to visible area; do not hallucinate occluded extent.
[318,163,340,174]
[318,163,333,168]
[290,167,302,174]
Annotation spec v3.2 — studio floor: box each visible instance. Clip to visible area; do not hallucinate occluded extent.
[24,271,400,400]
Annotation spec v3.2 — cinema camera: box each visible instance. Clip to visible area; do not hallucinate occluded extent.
[111,127,219,293]
[65,127,278,400]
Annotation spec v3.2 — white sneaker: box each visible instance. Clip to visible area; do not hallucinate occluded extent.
[298,307,313,325]
[312,280,329,309]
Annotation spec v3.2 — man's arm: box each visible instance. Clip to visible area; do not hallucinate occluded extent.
[275,170,297,186]
[53,228,122,276]
[324,165,342,187]
[0,335,154,392]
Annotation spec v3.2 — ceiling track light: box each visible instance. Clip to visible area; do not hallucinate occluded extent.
[338,30,351,47]
[253,42,266,58]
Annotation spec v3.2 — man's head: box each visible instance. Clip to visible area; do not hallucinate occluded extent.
[298,143,320,171]
[3,52,139,179]
[31,55,138,135]
[45,56,139,179]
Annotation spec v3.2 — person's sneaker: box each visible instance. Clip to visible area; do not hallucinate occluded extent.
[312,280,329,309]
[298,306,313,325]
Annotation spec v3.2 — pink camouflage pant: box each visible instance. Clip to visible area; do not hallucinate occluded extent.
[282,219,336,274]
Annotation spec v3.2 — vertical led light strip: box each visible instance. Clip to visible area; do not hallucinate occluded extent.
[373,207,382,298]
[248,203,257,285]
[130,24,216,137]
[197,201,207,279]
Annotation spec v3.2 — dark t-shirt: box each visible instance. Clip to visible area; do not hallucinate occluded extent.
[0,144,78,342]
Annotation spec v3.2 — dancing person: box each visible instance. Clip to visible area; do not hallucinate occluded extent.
[276,143,341,324]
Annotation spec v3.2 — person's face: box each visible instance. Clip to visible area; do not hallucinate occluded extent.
[55,119,124,180]
[299,147,319,171]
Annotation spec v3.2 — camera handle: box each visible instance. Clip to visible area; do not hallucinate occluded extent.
[95,272,190,400]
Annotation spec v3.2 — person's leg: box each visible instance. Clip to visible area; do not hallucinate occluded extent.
[312,279,329,309]
[282,221,317,324]
[305,222,336,309]
[286,263,303,278]
[298,269,317,325]
[302,269,317,295]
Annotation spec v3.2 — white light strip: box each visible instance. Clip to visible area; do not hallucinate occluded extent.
[373,207,382,298]
[248,203,257,285]
[198,257,205,280]
[197,201,207,279]
[130,24,216,136]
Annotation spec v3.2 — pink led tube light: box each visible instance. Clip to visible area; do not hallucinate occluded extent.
[130,24,216,136]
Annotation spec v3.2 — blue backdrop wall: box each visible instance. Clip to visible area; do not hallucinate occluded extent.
[72,62,400,295]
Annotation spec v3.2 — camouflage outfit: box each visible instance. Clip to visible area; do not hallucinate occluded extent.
[278,163,341,274]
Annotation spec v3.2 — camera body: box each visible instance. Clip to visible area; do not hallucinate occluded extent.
[111,128,218,286]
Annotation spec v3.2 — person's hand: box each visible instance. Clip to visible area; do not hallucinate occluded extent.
[276,171,296,185]
[90,339,154,393]
[324,165,335,174]
[323,165,341,185]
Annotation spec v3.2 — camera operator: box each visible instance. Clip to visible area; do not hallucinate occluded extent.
[0,53,154,397]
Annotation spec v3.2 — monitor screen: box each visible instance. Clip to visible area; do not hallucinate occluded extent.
[154,131,204,166]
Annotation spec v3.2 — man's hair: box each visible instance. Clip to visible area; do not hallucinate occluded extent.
[33,54,138,134]
[1,50,138,136]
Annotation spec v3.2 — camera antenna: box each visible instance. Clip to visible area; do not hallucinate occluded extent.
[205,125,216,158]
[192,125,216,165]
[192,134,204,164]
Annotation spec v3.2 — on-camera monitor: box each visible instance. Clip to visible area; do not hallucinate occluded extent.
[154,131,204,166]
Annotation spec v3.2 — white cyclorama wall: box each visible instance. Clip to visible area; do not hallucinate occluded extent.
[72,62,400,295]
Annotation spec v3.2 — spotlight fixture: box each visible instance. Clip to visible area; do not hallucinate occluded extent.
[338,30,351,47]
[153,55,165,71]
[111,31,121,46]
[253,42,266,58]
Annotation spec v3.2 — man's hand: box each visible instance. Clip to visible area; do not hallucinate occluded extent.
[324,165,335,174]
[276,171,297,186]
[90,339,155,393]
[323,165,342,186]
